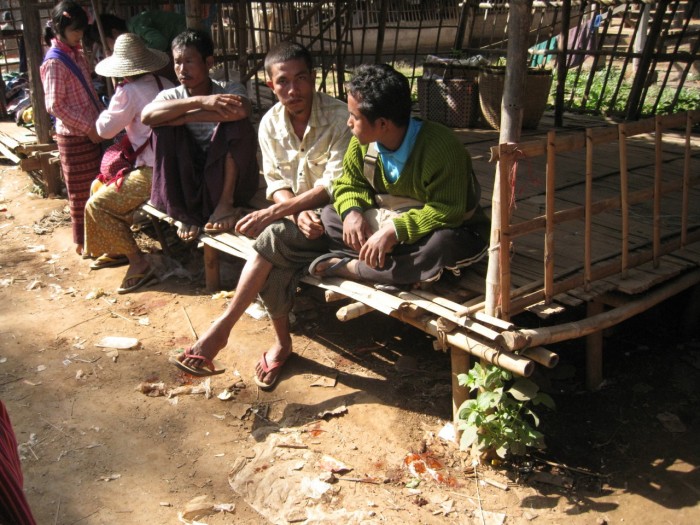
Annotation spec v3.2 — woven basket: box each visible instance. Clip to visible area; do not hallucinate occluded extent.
[418,78,479,128]
[478,67,553,130]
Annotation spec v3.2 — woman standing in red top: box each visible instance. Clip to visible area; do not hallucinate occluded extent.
[40,1,102,256]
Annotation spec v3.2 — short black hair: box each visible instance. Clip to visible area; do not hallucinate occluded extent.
[44,1,89,45]
[346,64,411,127]
[171,29,215,61]
[86,14,127,48]
[264,41,313,78]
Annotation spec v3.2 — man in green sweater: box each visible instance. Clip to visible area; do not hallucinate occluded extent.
[311,64,489,286]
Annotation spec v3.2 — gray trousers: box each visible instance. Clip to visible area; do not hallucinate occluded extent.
[321,204,487,285]
[253,219,329,318]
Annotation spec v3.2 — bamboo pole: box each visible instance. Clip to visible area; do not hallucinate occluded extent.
[544,130,556,304]
[451,348,470,425]
[585,300,604,390]
[307,276,534,377]
[501,269,700,350]
[89,0,113,96]
[336,302,374,322]
[394,310,535,378]
[499,145,515,321]
[626,0,670,120]
[20,0,51,143]
[398,291,506,346]
[619,122,629,278]
[653,114,663,268]
[520,346,559,369]
[584,128,593,291]
[324,290,347,303]
[184,0,203,30]
[484,0,533,319]
[374,0,388,63]
[554,0,571,127]
[508,173,699,240]
[416,290,515,331]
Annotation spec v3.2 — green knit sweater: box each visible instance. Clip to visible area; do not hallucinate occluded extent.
[333,120,487,244]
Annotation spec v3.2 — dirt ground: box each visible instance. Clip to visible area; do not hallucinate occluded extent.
[1,159,698,525]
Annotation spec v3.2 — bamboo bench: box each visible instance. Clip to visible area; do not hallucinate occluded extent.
[138,202,551,421]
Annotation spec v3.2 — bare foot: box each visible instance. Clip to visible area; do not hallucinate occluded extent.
[310,256,357,279]
[204,207,242,233]
[254,340,293,388]
[177,223,201,241]
[179,323,231,370]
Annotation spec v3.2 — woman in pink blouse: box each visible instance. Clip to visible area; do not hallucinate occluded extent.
[40,1,102,256]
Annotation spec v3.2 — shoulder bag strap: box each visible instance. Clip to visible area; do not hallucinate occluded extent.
[44,48,102,111]
[362,142,379,191]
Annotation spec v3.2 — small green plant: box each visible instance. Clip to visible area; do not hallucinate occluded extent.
[457,363,555,459]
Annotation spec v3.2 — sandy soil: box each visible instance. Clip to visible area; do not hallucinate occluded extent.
[1,160,698,525]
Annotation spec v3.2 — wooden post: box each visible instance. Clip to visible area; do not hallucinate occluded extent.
[554,0,571,127]
[20,0,51,143]
[374,0,388,64]
[334,0,345,100]
[585,300,604,391]
[235,1,248,78]
[653,115,662,268]
[184,0,204,30]
[203,244,221,293]
[43,155,63,198]
[484,0,534,318]
[497,144,516,321]
[89,0,113,96]
[453,0,472,51]
[625,0,669,120]
[544,130,556,304]
[451,349,469,427]
[584,128,593,290]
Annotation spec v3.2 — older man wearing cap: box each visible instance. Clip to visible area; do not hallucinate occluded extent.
[84,33,174,293]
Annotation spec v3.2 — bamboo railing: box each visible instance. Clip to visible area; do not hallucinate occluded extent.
[494,110,700,322]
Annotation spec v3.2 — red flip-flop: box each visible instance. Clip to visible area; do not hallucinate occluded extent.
[169,349,225,377]
[253,351,291,390]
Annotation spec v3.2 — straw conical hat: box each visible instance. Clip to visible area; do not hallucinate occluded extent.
[95,33,169,78]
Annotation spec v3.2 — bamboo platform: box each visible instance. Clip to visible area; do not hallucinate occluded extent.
[0,121,39,163]
[139,111,700,422]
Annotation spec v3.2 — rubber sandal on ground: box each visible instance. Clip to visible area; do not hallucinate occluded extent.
[169,349,226,377]
[308,253,353,277]
[116,267,156,294]
[90,254,128,270]
[253,351,291,390]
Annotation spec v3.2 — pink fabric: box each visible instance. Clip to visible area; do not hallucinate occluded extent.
[95,74,174,167]
[0,401,37,525]
[40,39,100,136]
